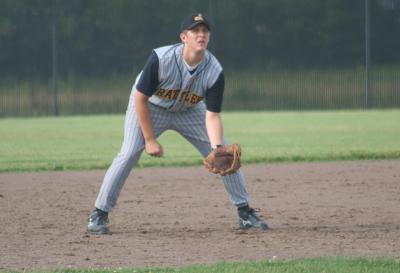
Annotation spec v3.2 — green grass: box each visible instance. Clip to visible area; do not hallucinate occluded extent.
[0,110,399,172]
[7,257,400,273]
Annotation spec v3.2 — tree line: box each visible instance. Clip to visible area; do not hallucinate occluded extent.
[1,0,399,79]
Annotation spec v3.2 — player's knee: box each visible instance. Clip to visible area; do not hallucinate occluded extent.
[116,150,141,164]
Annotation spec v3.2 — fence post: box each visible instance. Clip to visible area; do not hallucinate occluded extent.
[208,0,216,53]
[365,0,372,108]
[52,0,59,116]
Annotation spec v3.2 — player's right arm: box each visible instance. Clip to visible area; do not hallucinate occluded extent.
[135,92,163,157]
[135,51,163,157]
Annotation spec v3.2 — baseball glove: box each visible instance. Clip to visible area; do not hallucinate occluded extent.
[204,144,242,176]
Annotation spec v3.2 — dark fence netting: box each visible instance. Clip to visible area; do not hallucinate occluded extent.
[1,0,399,116]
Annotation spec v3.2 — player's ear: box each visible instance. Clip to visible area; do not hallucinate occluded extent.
[180,31,187,43]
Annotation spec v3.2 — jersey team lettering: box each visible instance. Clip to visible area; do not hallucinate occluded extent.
[155,88,204,105]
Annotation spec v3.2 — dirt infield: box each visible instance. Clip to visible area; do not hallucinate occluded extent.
[1,160,400,271]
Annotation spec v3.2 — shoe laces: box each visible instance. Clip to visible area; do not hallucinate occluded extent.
[247,208,263,220]
[91,210,109,224]
[239,206,261,219]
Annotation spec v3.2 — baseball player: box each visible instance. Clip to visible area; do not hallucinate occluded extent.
[87,13,268,234]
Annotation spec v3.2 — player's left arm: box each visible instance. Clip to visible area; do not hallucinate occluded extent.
[205,72,225,149]
[206,111,224,148]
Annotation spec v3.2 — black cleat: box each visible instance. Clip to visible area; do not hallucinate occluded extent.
[87,209,110,234]
[238,205,269,230]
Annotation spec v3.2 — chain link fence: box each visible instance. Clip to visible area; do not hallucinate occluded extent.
[1,0,399,117]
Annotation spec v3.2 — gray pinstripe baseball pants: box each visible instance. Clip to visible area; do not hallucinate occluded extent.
[95,91,249,212]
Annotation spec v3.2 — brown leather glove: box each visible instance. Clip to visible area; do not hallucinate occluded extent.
[204,144,241,176]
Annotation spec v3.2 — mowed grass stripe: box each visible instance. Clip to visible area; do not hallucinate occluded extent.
[0,110,399,172]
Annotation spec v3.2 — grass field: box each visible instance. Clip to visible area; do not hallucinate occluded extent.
[0,109,399,173]
[7,257,400,273]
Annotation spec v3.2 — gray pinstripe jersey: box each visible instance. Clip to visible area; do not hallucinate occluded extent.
[134,43,223,112]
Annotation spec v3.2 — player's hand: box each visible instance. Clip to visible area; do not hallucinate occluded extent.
[145,139,164,157]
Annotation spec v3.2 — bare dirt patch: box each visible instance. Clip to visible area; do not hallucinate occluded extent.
[1,160,400,271]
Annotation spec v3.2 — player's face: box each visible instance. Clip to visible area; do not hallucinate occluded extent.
[181,25,210,53]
